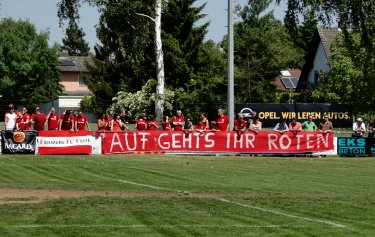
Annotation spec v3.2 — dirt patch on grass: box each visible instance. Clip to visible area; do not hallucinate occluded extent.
[0,189,224,204]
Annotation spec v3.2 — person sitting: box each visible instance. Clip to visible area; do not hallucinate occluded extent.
[249,116,262,134]
[352,117,366,137]
[183,117,193,138]
[273,120,289,134]
[234,114,247,138]
[195,118,207,135]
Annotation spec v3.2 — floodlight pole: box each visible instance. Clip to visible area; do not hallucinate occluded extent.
[227,0,234,130]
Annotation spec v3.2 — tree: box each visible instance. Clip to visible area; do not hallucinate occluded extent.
[0,18,63,107]
[312,32,373,111]
[232,0,303,103]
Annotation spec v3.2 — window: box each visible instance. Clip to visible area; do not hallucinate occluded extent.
[314,71,319,85]
[78,75,86,86]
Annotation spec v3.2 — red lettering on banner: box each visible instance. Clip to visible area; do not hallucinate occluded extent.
[101,131,334,154]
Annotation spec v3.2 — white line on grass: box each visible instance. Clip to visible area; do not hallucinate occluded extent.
[117,179,346,229]
[4,224,308,229]
[216,198,346,228]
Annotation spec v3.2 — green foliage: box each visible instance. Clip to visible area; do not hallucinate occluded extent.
[312,32,373,112]
[79,95,92,113]
[231,0,304,103]
[109,79,175,118]
[0,18,63,107]
[61,20,90,56]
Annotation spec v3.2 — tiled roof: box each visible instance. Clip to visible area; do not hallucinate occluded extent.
[59,55,93,72]
[317,27,340,58]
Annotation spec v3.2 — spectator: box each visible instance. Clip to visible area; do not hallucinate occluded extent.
[183,117,193,138]
[216,109,229,131]
[289,118,302,135]
[97,113,107,131]
[4,104,19,131]
[302,115,317,131]
[249,116,262,134]
[30,106,47,131]
[234,114,247,138]
[172,110,184,131]
[273,120,289,134]
[111,113,124,132]
[200,113,209,129]
[15,107,23,130]
[367,119,375,138]
[136,113,148,131]
[352,117,366,137]
[75,111,91,131]
[46,107,59,130]
[119,108,130,131]
[147,115,159,131]
[195,118,207,134]
[58,110,74,131]
[105,113,113,131]
[319,114,333,133]
[162,115,171,131]
[19,107,31,131]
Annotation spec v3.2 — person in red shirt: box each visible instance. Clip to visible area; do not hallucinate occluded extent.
[136,113,148,131]
[19,107,31,130]
[147,115,159,131]
[172,110,184,131]
[110,113,125,131]
[162,115,171,131]
[15,107,23,130]
[58,110,74,131]
[75,111,91,131]
[46,107,59,130]
[97,113,107,131]
[30,106,46,131]
[195,118,207,133]
[215,109,229,131]
[234,114,247,138]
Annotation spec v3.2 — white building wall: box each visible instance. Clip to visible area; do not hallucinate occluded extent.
[307,42,331,86]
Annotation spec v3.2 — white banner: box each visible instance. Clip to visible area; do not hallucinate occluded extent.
[36,136,93,148]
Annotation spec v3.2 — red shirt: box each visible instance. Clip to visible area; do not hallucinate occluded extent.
[172,115,184,131]
[60,113,74,130]
[195,122,206,130]
[148,120,159,131]
[76,115,88,131]
[234,119,247,130]
[16,113,23,130]
[136,119,147,131]
[112,120,122,131]
[216,115,229,131]
[48,113,59,130]
[163,122,171,131]
[20,113,31,130]
[31,113,46,131]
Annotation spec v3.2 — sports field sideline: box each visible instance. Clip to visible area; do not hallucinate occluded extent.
[0,155,374,236]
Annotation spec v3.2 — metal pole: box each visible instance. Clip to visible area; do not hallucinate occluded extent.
[227,0,234,130]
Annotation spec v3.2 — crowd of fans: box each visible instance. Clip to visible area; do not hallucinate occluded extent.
[4,103,375,138]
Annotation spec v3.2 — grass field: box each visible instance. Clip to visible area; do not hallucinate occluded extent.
[0,155,374,236]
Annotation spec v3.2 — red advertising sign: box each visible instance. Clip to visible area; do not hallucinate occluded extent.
[36,131,93,155]
[101,131,334,154]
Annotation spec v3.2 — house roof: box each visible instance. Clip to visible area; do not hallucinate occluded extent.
[274,68,301,91]
[296,27,340,91]
[318,27,340,58]
[59,56,92,72]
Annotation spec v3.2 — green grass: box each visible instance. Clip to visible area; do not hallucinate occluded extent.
[0,155,374,236]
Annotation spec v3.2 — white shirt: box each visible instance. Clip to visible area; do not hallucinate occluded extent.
[5,112,17,130]
[353,122,366,132]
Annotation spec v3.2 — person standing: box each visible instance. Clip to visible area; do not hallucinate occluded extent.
[162,115,171,131]
[58,110,74,131]
[19,107,31,130]
[319,114,333,133]
[234,114,247,138]
[147,115,159,131]
[135,113,148,131]
[46,107,59,130]
[302,115,317,131]
[119,108,130,131]
[30,106,46,131]
[216,109,229,131]
[75,111,91,131]
[97,113,107,131]
[4,104,18,131]
[172,110,184,131]
[111,113,124,131]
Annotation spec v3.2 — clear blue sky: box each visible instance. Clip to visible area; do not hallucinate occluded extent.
[0,0,286,50]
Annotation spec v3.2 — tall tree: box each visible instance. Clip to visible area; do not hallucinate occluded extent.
[61,20,90,56]
[0,18,63,107]
[232,0,303,103]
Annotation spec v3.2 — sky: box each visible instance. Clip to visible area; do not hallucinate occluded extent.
[0,0,287,50]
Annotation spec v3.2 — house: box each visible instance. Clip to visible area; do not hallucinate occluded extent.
[296,27,340,91]
[40,51,96,121]
[274,68,301,92]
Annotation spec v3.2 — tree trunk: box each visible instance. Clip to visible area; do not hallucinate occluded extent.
[154,0,165,129]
